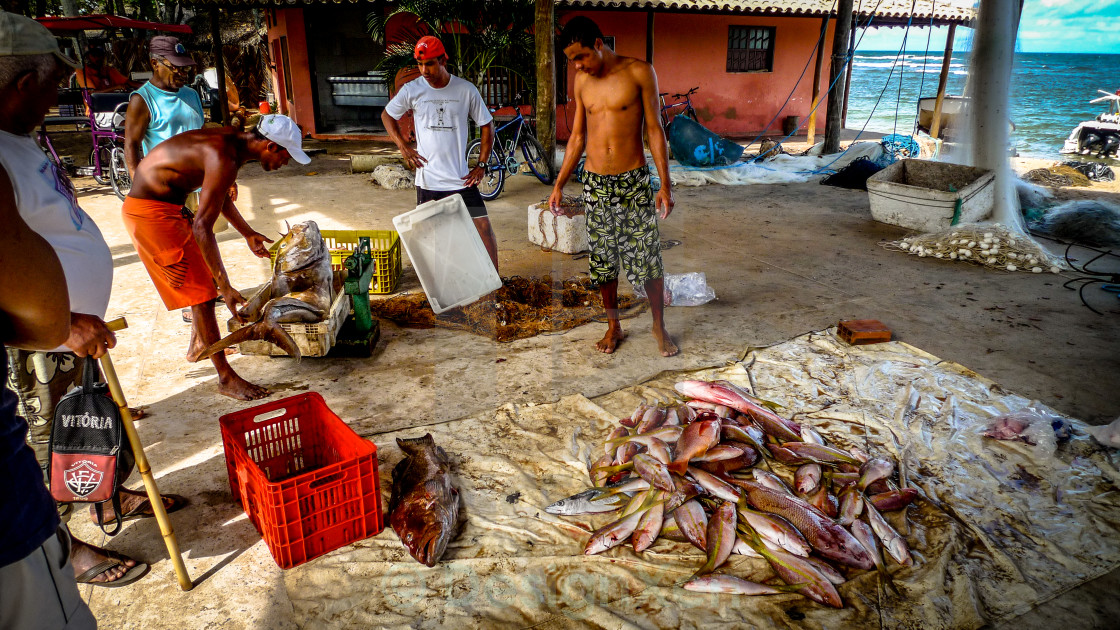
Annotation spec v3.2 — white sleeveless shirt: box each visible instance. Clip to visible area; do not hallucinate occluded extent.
[0,130,114,328]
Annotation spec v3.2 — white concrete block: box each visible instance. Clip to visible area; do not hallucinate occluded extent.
[528,202,588,254]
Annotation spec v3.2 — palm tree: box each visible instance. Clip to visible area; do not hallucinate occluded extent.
[367,0,535,105]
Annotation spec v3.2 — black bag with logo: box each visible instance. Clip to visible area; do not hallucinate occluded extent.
[48,356,135,534]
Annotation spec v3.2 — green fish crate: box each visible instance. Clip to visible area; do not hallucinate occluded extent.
[268,229,402,295]
[220,392,383,569]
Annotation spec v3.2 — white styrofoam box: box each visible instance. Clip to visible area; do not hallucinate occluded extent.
[392,195,502,314]
[866,159,995,233]
[527,202,588,254]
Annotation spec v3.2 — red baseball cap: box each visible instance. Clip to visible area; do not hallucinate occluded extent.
[414,36,446,61]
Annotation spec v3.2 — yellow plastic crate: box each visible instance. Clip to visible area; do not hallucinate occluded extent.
[268,230,401,295]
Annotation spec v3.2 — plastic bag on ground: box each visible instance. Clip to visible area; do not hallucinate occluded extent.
[635,272,716,306]
[1087,417,1120,448]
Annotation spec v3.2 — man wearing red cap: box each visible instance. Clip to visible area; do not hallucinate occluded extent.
[382,35,500,272]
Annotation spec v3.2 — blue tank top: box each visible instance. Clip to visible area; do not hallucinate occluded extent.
[134,81,204,156]
[0,346,60,568]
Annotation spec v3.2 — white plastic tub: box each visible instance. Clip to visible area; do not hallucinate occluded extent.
[392,195,502,314]
[866,159,995,232]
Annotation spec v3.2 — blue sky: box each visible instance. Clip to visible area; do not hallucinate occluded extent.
[855,0,1120,54]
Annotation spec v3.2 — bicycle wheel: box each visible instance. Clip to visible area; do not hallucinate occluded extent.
[109,147,131,200]
[466,138,504,200]
[89,145,112,185]
[519,134,555,185]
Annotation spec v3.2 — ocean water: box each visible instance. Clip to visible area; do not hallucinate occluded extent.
[845,51,1120,160]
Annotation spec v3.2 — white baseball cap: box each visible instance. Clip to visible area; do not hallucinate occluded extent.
[256,114,311,164]
[0,11,79,68]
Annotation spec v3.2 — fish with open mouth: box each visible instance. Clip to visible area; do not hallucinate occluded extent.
[389,434,460,567]
[197,220,335,362]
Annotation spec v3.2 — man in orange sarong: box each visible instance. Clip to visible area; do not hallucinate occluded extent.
[123,114,310,400]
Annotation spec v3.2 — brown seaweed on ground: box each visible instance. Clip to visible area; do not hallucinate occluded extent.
[369,276,646,342]
[389,434,460,567]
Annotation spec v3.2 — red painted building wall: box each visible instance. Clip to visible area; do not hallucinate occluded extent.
[556,10,836,140]
[266,8,318,135]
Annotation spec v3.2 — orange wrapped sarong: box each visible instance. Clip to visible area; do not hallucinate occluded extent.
[122,197,218,310]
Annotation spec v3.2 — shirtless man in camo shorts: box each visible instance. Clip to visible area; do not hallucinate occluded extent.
[548,16,678,357]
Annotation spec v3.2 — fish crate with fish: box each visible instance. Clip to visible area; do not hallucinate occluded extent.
[207,221,350,360]
[220,392,383,569]
[267,229,402,295]
[229,279,349,358]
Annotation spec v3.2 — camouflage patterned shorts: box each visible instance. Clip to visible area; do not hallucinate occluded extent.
[582,165,663,288]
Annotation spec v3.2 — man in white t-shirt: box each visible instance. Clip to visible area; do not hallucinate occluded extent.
[381,36,500,272]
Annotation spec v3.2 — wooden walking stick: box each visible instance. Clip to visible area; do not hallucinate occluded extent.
[101,317,193,591]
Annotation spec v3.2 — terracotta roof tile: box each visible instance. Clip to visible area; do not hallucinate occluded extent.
[190,0,975,25]
[557,0,976,23]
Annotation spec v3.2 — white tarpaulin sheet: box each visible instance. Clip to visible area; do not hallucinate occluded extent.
[669,142,885,187]
[283,329,1120,629]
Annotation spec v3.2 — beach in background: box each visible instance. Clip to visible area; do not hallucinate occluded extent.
[846,51,1120,162]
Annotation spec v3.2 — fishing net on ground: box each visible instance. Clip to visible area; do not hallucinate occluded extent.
[370,276,647,342]
[882,223,1066,273]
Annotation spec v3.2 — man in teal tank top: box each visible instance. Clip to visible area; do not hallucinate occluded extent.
[123,36,203,175]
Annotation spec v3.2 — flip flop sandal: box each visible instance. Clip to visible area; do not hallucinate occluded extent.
[75,556,150,588]
[91,493,189,526]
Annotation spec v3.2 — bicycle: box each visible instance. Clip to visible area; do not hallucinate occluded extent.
[659,86,700,130]
[38,89,132,200]
[465,91,555,201]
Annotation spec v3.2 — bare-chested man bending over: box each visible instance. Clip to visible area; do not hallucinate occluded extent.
[123,114,310,399]
[548,16,678,357]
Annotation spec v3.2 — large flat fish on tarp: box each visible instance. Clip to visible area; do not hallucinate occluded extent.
[197,220,335,362]
[389,433,460,567]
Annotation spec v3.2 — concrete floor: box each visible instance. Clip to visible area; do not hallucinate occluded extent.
[65,145,1119,628]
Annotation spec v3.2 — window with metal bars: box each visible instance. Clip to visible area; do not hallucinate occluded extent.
[726,26,775,73]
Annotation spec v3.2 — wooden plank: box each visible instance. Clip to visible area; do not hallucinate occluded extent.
[930,23,956,139]
[535,0,556,161]
[824,0,854,154]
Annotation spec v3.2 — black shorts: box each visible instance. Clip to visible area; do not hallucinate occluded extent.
[417,186,488,219]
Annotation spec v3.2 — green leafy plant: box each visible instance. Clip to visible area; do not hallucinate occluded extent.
[367,0,535,105]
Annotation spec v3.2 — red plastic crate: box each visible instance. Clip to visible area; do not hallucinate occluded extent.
[219,392,383,569]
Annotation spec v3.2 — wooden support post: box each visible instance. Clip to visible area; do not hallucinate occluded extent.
[930,22,956,139]
[645,10,654,63]
[806,14,830,146]
[841,17,857,128]
[824,0,854,154]
[534,0,556,162]
[211,9,231,127]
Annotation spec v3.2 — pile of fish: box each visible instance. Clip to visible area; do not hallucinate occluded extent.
[546,379,920,608]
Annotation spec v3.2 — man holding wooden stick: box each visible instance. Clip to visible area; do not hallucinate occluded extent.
[0,11,200,589]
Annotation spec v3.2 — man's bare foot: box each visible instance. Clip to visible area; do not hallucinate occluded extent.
[70,539,136,584]
[596,326,627,354]
[218,374,271,401]
[186,332,207,363]
[654,326,679,357]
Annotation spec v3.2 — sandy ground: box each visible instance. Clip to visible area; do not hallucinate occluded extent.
[47,139,1120,628]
